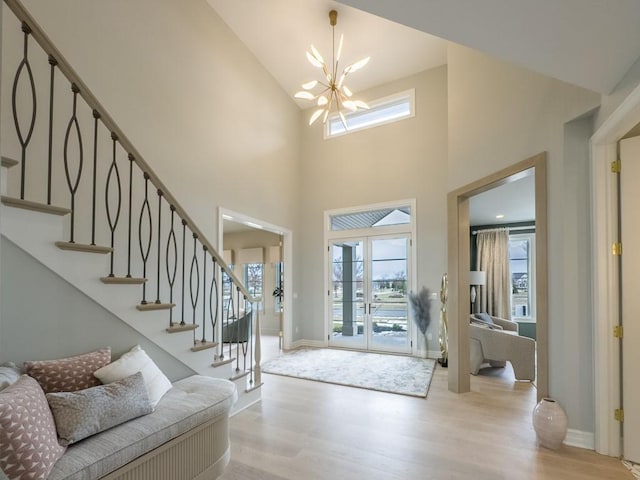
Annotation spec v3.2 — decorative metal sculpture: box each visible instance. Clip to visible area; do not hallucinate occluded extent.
[439,273,449,367]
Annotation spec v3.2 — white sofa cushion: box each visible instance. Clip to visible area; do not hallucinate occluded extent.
[47,376,237,480]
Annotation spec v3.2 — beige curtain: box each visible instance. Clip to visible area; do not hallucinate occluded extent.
[476,228,511,319]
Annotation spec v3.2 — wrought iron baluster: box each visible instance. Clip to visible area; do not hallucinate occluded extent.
[155,189,163,304]
[201,246,208,343]
[235,287,241,372]
[126,154,135,277]
[166,206,178,326]
[180,219,187,326]
[241,296,249,373]
[47,55,58,205]
[105,132,121,275]
[90,110,100,245]
[12,22,36,200]
[138,173,152,303]
[190,234,200,340]
[248,297,253,385]
[63,84,84,243]
[210,258,218,343]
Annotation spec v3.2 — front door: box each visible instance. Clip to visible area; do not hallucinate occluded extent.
[328,235,411,354]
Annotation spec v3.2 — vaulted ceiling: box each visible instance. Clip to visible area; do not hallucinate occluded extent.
[208,0,640,106]
[207,0,640,226]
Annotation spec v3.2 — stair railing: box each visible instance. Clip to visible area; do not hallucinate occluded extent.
[1,0,262,387]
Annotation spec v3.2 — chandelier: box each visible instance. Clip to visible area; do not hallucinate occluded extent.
[295,9,370,127]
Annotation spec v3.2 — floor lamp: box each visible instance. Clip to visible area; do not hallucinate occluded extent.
[469,271,486,313]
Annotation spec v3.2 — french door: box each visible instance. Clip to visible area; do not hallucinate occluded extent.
[328,234,412,354]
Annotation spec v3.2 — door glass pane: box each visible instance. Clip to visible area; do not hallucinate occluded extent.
[370,238,409,350]
[331,241,365,347]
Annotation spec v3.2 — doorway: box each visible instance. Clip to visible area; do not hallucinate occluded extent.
[218,208,293,356]
[325,199,417,355]
[328,234,412,353]
[446,152,548,397]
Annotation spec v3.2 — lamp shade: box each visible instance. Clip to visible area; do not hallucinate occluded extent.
[469,271,486,286]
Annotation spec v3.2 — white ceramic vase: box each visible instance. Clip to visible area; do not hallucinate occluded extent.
[532,397,568,450]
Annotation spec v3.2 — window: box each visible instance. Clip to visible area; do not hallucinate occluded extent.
[509,233,535,319]
[330,206,412,231]
[244,263,263,311]
[325,89,415,138]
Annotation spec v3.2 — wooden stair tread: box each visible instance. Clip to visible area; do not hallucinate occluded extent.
[245,382,264,394]
[101,276,147,285]
[56,241,112,254]
[1,157,19,168]
[212,357,235,368]
[230,370,250,381]
[166,324,198,333]
[2,196,70,216]
[136,302,175,311]
[191,340,218,352]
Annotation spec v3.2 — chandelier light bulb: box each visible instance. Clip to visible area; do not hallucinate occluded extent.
[296,9,370,128]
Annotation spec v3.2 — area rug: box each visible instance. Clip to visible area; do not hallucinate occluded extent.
[262,348,436,398]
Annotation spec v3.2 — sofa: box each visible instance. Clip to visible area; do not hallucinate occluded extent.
[469,313,536,381]
[0,347,237,480]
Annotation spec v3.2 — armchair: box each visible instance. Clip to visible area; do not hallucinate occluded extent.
[469,314,535,381]
[221,311,252,344]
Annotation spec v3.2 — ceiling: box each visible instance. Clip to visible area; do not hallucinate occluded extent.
[206,0,447,108]
[207,1,640,227]
[207,0,640,105]
[469,174,535,227]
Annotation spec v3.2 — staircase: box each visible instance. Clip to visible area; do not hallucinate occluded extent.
[0,0,263,411]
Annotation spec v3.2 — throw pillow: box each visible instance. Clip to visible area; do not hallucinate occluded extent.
[0,362,21,391]
[24,347,111,394]
[0,375,66,479]
[93,345,172,407]
[46,371,153,446]
[475,312,494,325]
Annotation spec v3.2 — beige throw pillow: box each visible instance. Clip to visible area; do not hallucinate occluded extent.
[93,345,172,407]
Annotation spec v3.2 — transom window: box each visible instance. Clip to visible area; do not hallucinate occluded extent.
[325,89,415,138]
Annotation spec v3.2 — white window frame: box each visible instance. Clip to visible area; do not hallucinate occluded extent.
[324,89,415,139]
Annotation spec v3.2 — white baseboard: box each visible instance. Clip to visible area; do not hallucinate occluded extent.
[289,339,326,349]
[564,429,595,450]
[427,349,442,359]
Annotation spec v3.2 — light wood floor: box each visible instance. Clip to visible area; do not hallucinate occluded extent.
[220,357,630,480]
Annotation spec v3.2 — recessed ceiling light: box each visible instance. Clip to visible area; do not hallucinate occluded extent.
[496,214,505,219]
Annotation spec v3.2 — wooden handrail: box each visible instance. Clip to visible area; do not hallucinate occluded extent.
[3,0,260,304]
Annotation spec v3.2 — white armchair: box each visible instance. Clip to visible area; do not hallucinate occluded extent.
[469,314,536,381]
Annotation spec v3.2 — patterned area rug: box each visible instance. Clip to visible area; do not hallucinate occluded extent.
[262,348,436,398]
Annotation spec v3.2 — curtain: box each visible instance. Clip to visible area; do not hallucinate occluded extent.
[476,228,511,319]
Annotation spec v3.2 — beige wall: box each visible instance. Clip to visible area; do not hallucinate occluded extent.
[448,44,600,432]
[297,66,448,347]
[16,0,301,243]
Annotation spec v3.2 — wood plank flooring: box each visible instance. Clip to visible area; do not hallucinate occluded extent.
[220,357,630,480]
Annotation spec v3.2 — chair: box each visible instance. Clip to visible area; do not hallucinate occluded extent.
[469,313,536,381]
[222,311,252,343]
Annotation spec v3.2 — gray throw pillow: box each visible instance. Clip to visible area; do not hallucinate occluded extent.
[46,371,152,446]
[475,312,494,325]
